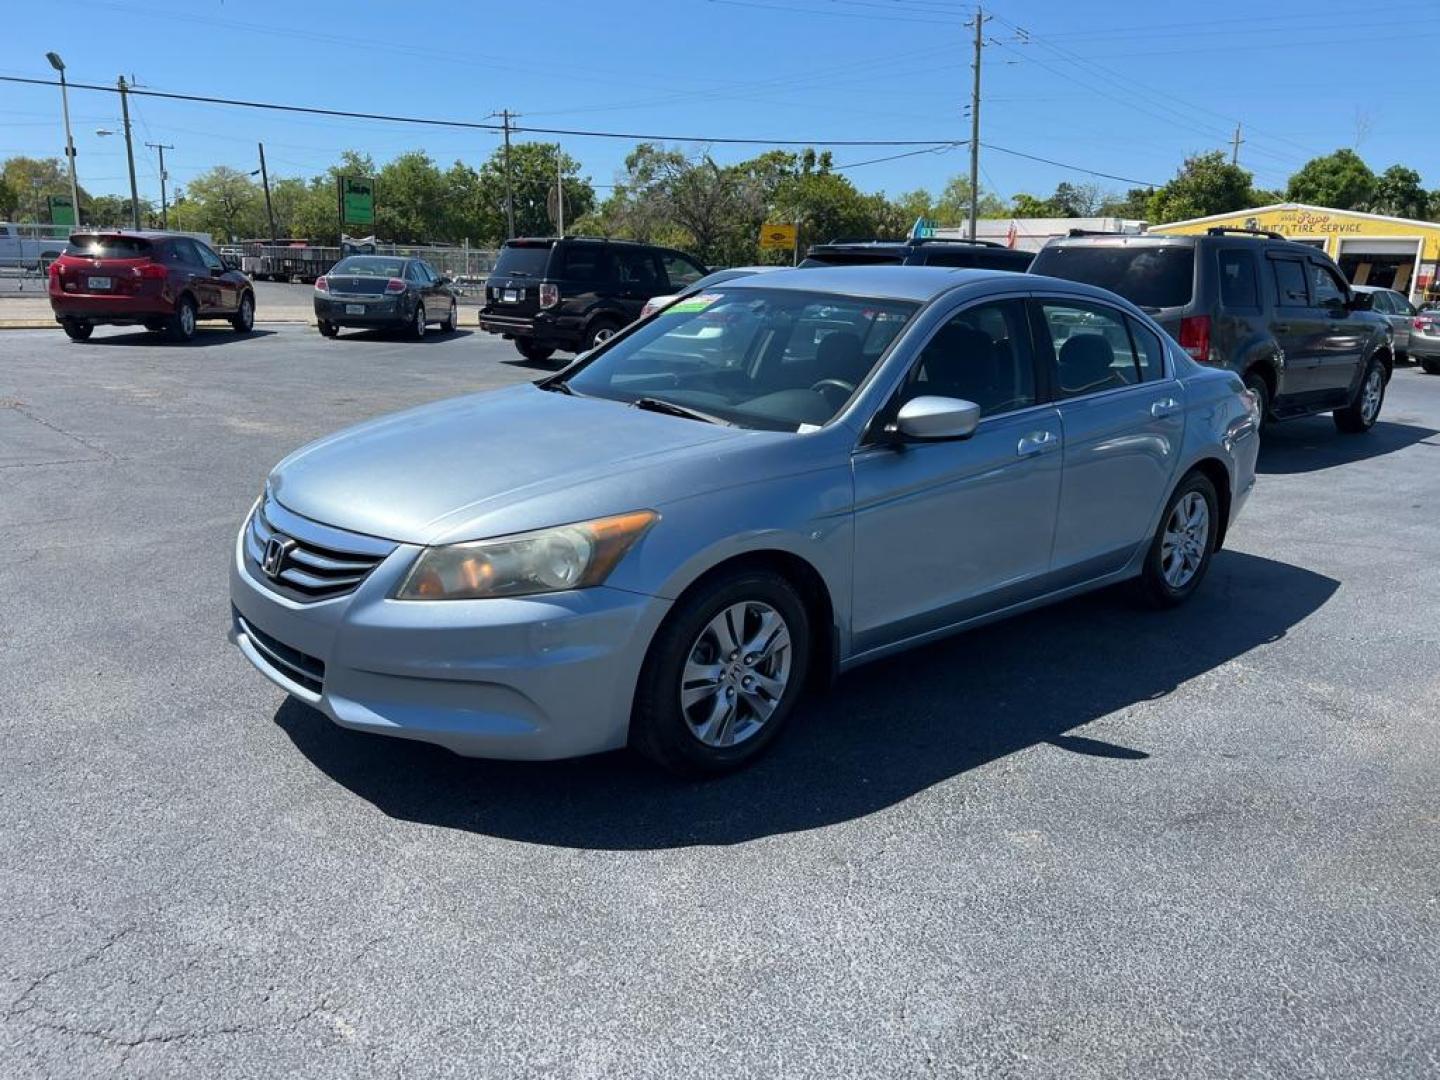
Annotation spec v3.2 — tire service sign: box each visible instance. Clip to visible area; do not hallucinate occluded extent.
[339,177,376,226]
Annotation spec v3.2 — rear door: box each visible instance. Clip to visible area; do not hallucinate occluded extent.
[614,247,665,318]
[193,240,238,313]
[1385,290,1414,352]
[1265,253,1323,399]
[171,238,218,313]
[1034,296,1185,579]
[1307,259,1367,395]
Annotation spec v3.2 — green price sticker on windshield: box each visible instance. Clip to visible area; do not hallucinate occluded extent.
[666,293,722,314]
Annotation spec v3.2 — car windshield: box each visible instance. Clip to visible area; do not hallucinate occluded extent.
[1031,244,1196,309]
[493,244,552,277]
[333,256,405,277]
[561,287,919,431]
[64,235,151,258]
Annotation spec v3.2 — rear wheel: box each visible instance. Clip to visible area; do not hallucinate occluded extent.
[168,296,197,343]
[1334,357,1384,433]
[231,292,255,333]
[584,319,620,351]
[1243,370,1271,429]
[1132,471,1219,609]
[318,320,339,338]
[514,338,554,363]
[61,320,93,341]
[410,302,427,340]
[440,299,457,332]
[1422,358,1440,376]
[631,569,811,777]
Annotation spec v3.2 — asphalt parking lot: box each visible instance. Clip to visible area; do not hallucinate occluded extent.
[2,323,1438,1078]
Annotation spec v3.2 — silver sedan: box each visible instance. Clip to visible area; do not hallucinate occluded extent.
[230,267,1260,775]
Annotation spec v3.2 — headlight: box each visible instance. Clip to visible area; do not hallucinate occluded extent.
[394,510,658,600]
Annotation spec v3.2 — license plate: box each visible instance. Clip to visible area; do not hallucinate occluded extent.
[87,276,112,290]
[502,289,520,303]
[345,304,365,315]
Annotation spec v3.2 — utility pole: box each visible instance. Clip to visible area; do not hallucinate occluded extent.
[1230,122,1244,167]
[45,54,82,228]
[967,7,988,243]
[556,148,565,238]
[257,142,277,245]
[145,142,174,229]
[490,109,517,239]
[117,76,141,229]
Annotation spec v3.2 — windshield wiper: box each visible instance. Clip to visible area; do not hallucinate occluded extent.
[631,396,733,426]
[538,379,573,394]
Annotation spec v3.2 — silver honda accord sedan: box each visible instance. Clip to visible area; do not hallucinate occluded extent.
[230,266,1260,775]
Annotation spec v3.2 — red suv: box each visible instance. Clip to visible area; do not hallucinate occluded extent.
[49,231,256,342]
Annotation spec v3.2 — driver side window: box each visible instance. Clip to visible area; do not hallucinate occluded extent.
[899,300,1035,418]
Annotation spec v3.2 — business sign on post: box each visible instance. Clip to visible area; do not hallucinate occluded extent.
[338,176,375,227]
[49,194,76,229]
[759,222,796,250]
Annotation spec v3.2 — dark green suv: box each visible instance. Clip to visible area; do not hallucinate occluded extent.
[1030,228,1395,432]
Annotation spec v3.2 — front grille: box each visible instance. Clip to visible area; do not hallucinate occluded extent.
[235,608,324,694]
[243,498,395,603]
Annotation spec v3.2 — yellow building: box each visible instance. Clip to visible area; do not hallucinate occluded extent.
[1150,202,1440,304]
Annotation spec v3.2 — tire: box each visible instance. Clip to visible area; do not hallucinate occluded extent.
[168,295,198,343]
[231,292,255,334]
[1333,357,1385,434]
[631,569,812,777]
[1131,471,1220,610]
[1421,358,1440,376]
[144,320,167,334]
[440,299,457,332]
[318,320,339,338]
[1243,369,1270,429]
[584,319,621,351]
[514,338,554,363]
[61,320,93,341]
[410,302,427,340]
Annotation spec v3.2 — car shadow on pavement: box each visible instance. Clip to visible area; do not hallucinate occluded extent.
[1257,416,1438,475]
[274,550,1338,850]
[86,328,279,347]
[332,327,475,344]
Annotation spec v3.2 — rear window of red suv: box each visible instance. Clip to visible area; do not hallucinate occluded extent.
[63,236,152,258]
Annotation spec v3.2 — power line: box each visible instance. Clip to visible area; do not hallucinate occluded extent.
[980,143,1159,188]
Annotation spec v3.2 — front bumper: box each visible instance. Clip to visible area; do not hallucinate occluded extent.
[228,507,671,760]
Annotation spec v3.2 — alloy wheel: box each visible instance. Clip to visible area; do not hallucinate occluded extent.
[180,303,195,337]
[1360,367,1383,424]
[1160,492,1210,589]
[680,601,792,748]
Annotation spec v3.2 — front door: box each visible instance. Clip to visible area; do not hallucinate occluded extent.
[1307,259,1368,397]
[1033,298,1185,579]
[850,298,1061,654]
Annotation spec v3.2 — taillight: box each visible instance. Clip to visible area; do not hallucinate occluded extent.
[1414,317,1431,331]
[315,275,329,292]
[1178,315,1212,362]
[385,278,406,293]
[539,283,559,309]
[132,262,168,280]
[640,300,657,319]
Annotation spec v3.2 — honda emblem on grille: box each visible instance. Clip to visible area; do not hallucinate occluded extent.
[262,536,294,579]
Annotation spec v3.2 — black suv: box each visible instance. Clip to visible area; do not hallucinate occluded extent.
[800,237,1034,272]
[479,237,708,361]
[1029,228,1395,432]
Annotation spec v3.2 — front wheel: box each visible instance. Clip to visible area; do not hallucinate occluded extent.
[61,320,93,341]
[1132,471,1219,609]
[231,293,255,333]
[1334,358,1385,433]
[631,570,811,776]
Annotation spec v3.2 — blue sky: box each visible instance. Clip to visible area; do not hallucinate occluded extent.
[5,0,1440,213]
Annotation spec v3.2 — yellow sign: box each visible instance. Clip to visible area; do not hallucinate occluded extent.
[759,223,797,250]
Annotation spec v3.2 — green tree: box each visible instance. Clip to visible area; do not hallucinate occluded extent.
[1285,149,1376,210]
[1,156,88,221]
[475,142,594,243]
[374,151,448,243]
[170,166,265,241]
[0,174,16,218]
[1010,193,1057,217]
[1097,186,1153,219]
[1370,165,1427,219]
[932,175,1007,224]
[1148,151,1256,223]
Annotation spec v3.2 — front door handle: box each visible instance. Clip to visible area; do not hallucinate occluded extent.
[1151,397,1181,418]
[1017,430,1059,457]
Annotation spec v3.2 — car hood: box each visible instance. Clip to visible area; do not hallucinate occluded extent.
[269,384,758,545]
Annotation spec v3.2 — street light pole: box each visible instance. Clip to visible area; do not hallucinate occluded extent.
[117,75,141,229]
[45,53,82,228]
[145,142,174,229]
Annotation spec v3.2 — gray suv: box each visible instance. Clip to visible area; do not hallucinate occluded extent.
[1030,228,1395,433]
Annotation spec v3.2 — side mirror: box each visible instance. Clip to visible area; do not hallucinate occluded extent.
[221,255,240,271]
[435,275,451,287]
[891,396,981,441]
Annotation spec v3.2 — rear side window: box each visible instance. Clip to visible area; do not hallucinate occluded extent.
[1272,259,1309,306]
[615,248,661,287]
[558,244,611,281]
[1030,245,1195,310]
[1391,292,1416,316]
[1037,300,1142,397]
[492,244,552,277]
[1128,318,1167,381]
[64,235,151,258]
[1217,250,1259,309]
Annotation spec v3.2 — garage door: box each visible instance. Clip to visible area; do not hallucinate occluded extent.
[1340,239,1421,257]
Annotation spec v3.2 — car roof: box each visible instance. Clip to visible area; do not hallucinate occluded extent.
[718,264,1035,302]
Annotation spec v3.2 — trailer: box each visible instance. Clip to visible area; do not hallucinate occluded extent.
[239,239,339,284]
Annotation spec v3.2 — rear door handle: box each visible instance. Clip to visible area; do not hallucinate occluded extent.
[1151,397,1181,418]
[1017,430,1059,457]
